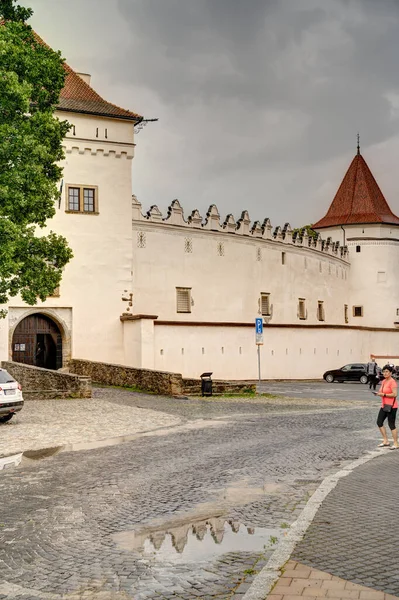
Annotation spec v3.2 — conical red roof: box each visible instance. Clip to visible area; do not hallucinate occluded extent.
[313,153,399,228]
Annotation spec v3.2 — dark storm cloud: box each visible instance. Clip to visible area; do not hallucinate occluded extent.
[25,0,399,225]
[113,0,399,167]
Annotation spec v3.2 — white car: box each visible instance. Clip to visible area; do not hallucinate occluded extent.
[0,369,24,423]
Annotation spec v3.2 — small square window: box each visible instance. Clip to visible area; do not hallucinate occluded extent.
[260,293,271,316]
[353,305,363,317]
[176,287,191,313]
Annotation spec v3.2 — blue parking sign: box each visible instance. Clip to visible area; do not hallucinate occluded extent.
[255,318,263,335]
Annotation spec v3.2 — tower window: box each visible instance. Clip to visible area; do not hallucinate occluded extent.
[356,245,361,253]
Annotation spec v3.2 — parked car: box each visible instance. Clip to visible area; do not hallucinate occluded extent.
[323,363,368,384]
[0,369,24,423]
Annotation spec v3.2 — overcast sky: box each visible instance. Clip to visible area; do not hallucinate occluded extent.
[22,0,399,228]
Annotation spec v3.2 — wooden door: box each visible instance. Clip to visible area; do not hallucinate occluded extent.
[12,314,63,369]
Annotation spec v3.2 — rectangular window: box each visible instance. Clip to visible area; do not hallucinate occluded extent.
[83,188,95,212]
[353,305,363,317]
[344,304,348,323]
[260,293,271,316]
[66,185,98,214]
[317,301,325,322]
[68,187,80,211]
[298,298,307,320]
[176,287,191,313]
[281,252,286,265]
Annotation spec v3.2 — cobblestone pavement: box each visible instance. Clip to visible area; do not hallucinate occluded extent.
[0,386,382,599]
[292,452,399,596]
[0,395,182,458]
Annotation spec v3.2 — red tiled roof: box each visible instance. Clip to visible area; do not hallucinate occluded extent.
[59,63,142,122]
[31,30,142,121]
[313,153,399,228]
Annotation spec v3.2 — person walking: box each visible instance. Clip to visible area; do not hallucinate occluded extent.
[366,358,378,390]
[376,364,399,449]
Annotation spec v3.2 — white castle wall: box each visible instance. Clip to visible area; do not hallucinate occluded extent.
[0,110,136,366]
[153,323,399,379]
[127,198,378,379]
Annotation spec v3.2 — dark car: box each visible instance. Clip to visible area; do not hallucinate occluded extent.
[323,363,368,384]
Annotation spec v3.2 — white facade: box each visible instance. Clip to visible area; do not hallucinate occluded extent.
[4,65,399,381]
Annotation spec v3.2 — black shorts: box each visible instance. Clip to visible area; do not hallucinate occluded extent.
[377,408,397,430]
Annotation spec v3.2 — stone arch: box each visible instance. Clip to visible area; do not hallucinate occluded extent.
[9,309,71,369]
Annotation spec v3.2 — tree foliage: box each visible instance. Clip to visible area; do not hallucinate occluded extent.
[293,224,318,241]
[0,0,73,310]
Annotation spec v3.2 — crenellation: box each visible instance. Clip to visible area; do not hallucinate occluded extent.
[250,220,263,237]
[188,209,203,228]
[236,210,251,235]
[164,199,186,226]
[202,204,222,231]
[131,197,349,260]
[223,213,236,232]
[146,205,163,222]
[273,225,283,242]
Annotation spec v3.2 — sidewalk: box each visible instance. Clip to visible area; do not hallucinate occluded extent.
[260,451,399,600]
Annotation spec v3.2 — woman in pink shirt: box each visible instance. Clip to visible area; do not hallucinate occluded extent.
[376,364,398,449]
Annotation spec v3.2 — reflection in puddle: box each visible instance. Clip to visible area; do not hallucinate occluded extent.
[113,517,281,563]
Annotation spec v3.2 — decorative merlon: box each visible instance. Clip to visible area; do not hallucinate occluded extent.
[131,196,349,259]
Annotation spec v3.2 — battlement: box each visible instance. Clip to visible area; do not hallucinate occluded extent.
[132,196,349,260]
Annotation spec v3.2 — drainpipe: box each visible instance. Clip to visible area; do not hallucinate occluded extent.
[340,225,346,246]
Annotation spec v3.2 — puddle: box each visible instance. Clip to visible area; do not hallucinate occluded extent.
[113,517,281,563]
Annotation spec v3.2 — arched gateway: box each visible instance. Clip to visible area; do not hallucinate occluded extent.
[12,314,63,370]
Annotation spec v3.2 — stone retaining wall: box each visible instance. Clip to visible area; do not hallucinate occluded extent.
[1,361,92,399]
[182,378,256,396]
[68,359,182,396]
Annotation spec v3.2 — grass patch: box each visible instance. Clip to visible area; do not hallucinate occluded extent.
[93,383,157,395]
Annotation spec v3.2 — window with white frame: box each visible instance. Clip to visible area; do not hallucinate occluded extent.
[260,293,271,316]
[66,185,98,213]
[176,287,191,313]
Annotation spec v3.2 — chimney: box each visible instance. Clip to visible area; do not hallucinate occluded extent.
[76,72,91,86]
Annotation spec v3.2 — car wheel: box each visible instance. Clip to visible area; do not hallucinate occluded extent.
[360,375,368,384]
[325,374,334,383]
[0,413,14,423]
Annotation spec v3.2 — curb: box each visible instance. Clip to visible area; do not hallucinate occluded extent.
[242,449,383,600]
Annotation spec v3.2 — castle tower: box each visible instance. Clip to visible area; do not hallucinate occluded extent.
[313,146,399,328]
[4,35,144,369]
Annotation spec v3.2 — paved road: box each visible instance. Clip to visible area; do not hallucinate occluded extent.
[0,384,382,600]
[259,380,374,401]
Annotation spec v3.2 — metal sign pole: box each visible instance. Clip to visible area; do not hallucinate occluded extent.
[255,318,264,387]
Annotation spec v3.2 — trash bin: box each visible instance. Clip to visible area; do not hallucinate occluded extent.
[200,372,213,397]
